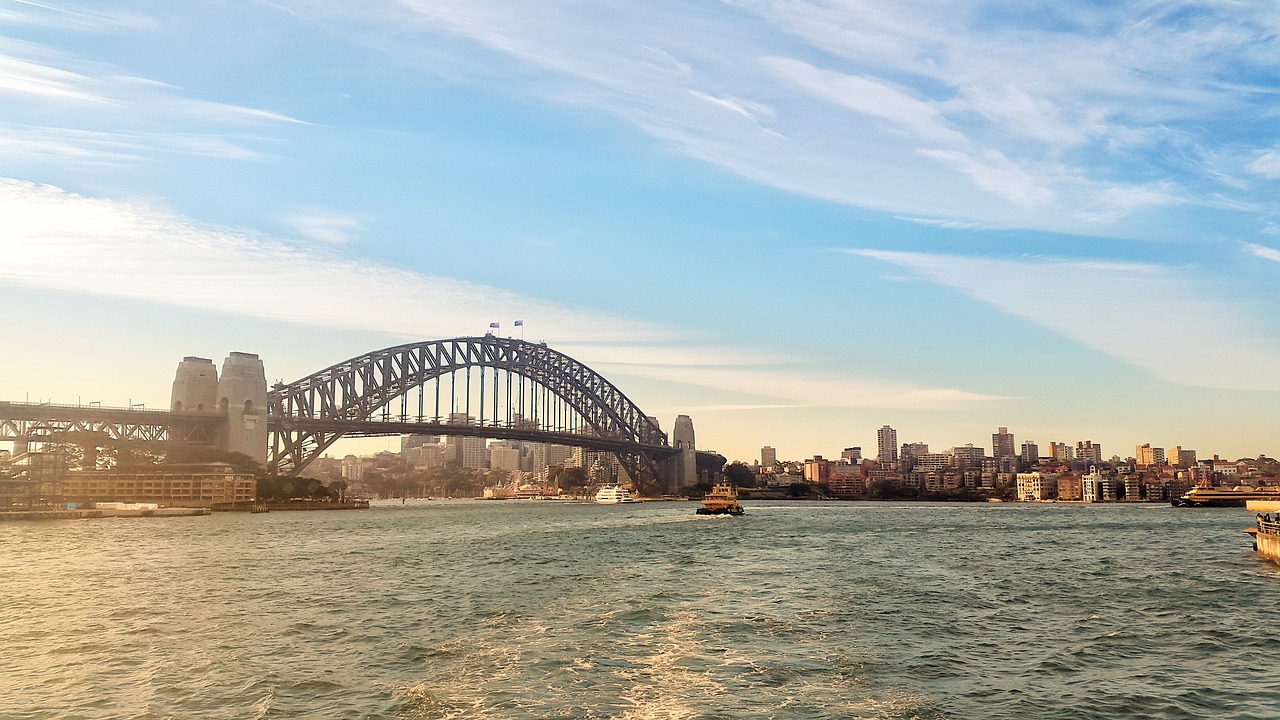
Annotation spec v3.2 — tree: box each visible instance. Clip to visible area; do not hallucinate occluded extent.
[331,479,349,503]
[556,466,588,491]
[723,462,757,487]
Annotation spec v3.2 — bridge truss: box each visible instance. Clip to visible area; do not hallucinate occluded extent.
[0,402,221,444]
[268,336,677,494]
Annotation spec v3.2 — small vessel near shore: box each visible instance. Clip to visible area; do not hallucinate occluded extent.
[697,483,744,516]
[1171,485,1280,507]
[594,485,638,504]
[1245,513,1280,564]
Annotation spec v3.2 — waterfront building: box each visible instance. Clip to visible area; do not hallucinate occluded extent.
[1081,466,1118,502]
[1016,472,1057,502]
[62,463,255,507]
[1057,475,1083,501]
[877,425,898,463]
[1123,474,1143,501]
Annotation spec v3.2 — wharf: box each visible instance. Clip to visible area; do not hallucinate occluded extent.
[0,508,212,522]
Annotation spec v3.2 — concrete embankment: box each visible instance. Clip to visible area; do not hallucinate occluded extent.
[0,508,212,521]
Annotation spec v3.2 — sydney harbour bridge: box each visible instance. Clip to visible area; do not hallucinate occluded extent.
[0,336,695,496]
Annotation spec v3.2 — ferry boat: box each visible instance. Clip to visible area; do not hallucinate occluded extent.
[593,485,638,504]
[1171,485,1280,508]
[696,483,745,516]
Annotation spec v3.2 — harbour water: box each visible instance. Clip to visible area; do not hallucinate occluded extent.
[3,501,1279,719]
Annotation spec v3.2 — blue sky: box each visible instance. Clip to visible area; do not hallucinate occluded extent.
[2,0,1280,463]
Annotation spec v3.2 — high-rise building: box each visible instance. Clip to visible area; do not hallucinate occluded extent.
[877,425,898,463]
[840,447,862,462]
[1135,443,1164,467]
[992,427,1016,462]
[1020,441,1039,468]
[761,446,777,469]
[443,414,487,469]
[1170,447,1197,468]
[953,444,984,470]
[1076,440,1103,465]
[1049,442,1074,462]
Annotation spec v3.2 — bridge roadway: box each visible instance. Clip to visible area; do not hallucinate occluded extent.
[274,417,680,458]
[0,401,222,443]
[0,401,677,459]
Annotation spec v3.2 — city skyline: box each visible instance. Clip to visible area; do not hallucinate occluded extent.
[3,2,1280,463]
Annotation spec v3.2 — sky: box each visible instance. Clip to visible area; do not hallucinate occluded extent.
[2,0,1280,463]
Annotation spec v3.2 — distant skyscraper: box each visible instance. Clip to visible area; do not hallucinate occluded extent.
[953,444,984,470]
[877,425,898,463]
[992,427,1016,462]
[1076,440,1103,465]
[761,446,777,469]
[840,447,862,462]
[1020,441,1039,468]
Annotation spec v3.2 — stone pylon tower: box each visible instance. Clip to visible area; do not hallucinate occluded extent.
[171,352,268,466]
[170,357,218,413]
[216,352,268,466]
[672,414,696,494]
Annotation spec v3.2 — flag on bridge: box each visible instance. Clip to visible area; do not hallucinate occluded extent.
[514,320,523,327]
[489,322,500,328]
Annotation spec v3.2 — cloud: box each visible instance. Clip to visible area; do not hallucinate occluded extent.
[1246,150,1280,179]
[1244,242,1280,263]
[848,248,1280,391]
[0,1,155,32]
[0,178,1000,410]
[339,0,1280,236]
[0,47,303,164]
[283,208,361,245]
[0,52,112,103]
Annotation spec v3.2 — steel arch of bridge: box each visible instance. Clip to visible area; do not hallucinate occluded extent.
[267,336,676,493]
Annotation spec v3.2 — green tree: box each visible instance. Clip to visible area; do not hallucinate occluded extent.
[723,462,757,487]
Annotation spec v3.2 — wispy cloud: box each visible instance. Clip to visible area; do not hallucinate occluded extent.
[283,208,361,245]
[0,178,999,410]
[0,46,302,165]
[327,0,1280,236]
[848,248,1280,391]
[0,1,156,32]
[1246,149,1280,179]
[1244,242,1280,263]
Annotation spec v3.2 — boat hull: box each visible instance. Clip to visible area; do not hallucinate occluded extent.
[696,506,744,516]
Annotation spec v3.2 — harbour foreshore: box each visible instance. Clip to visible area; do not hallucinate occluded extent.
[0,507,212,521]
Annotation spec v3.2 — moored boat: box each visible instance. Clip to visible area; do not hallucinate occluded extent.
[594,485,638,504]
[697,483,744,516]
[1171,485,1280,508]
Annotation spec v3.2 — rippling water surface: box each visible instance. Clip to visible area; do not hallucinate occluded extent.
[3,501,1279,719]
